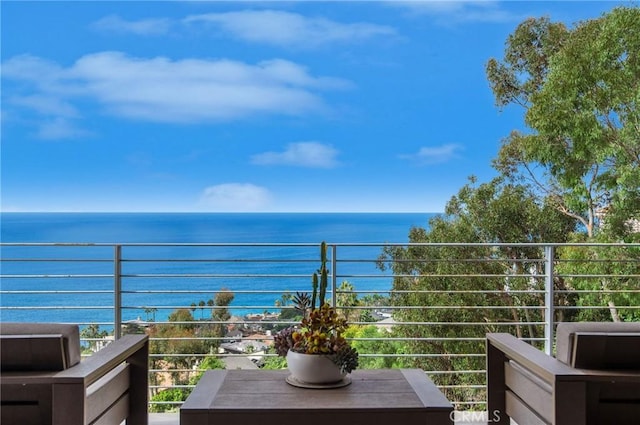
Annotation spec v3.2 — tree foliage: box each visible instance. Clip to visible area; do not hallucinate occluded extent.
[486,16,569,109]
[379,177,577,406]
[148,289,236,406]
[149,356,225,413]
[211,288,235,337]
[556,235,640,323]
[487,6,640,238]
[485,6,640,322]
[337,281,359,322]
[79,324,109,354]
[148,309,202,377]
[377,6,640,406]
[343,325,402,369]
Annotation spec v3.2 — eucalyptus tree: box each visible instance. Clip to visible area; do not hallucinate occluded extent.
[487,7,640,322]
[556,241,640,323]
[372,7,640,408]
[379,177,575,406]
[486,7,640,239]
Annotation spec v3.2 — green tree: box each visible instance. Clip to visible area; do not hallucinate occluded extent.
[336,281,358,322]
[487,6,640,323]
[192,356,225,378]
[149,388,189,413]
[487,7,640,239]
[486,16,568,110]
[79,324,109,353]
[275,292,301,323]
[343,325,402,369]
[212,288,234,321]
[150,309,200,375]
[379,177,575,406]
[261,351,288,370]
[556,236,640,322]
[168,308,196,330]
[149,355,225,413]
[148,290,236,410]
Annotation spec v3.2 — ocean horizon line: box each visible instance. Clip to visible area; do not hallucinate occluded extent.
[1,211,443,215]
[1,212,432,323]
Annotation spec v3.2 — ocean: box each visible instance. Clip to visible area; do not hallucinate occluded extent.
[0,213,435,325]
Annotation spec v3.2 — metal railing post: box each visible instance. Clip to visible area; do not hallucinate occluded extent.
[544,245,555,355]
[331,244,337,308]
[114,244,122,339]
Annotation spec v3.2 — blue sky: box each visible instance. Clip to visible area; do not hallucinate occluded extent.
[1,1,629,213]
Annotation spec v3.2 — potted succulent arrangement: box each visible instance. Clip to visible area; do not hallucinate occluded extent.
[273,242,359,387]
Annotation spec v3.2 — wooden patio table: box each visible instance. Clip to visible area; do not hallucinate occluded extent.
[180,368,453,425]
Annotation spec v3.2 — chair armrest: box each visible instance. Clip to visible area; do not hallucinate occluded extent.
[53,334,148,386]
[487,333,582,383]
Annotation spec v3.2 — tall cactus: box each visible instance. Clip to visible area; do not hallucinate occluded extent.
[312,241,328,309]
[273,240,358,373]
[311,273,318,311]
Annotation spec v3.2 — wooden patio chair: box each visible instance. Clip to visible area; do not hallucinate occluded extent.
[486,322,640,425]
[1,323,148,425]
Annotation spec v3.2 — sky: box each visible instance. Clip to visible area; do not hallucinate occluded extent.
[1,1,631,213]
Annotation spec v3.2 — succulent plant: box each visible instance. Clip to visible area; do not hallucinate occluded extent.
[292,292,311,313]
[273,242,359,374]
[332,343,359,374]
[273,326,296,357]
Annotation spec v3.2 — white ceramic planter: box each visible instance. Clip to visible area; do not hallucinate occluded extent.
[286,350,346,384]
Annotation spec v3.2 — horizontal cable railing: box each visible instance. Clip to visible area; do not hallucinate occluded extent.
[1,242,639,411]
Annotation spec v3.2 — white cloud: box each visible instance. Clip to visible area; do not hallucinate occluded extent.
[91,14,172,36]
[1,52,351,132]
[389,1,521,24]
[35,118,92,140]
[251,142,339,168]
[184,10,397,48]
[399,144,463,165]
[10,95,79,118]
[1,54,66,86]
[198,183,273,212]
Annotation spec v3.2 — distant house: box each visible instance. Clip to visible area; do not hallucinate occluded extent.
[219,336,268,355]
[595,207,640,233]
[376,317,395,333]
[224,329,243,342]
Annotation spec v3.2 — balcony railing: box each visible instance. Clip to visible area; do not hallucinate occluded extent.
[1,242,639,412]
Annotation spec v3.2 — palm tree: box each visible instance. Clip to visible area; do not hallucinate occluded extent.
[198,300,206,319]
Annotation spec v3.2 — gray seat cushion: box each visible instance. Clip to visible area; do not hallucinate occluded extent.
[555,322,640,368]
[0,323,81,371]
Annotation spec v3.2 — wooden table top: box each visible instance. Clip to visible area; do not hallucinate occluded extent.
[181,368,453,425]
